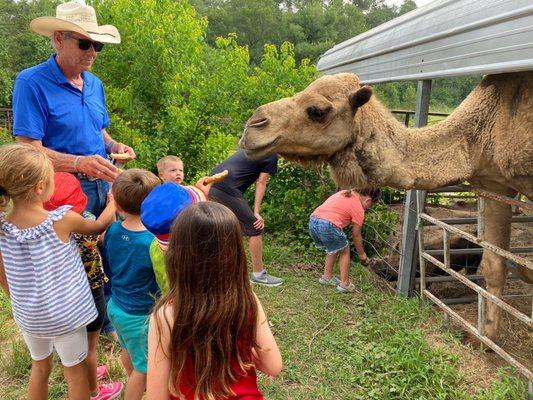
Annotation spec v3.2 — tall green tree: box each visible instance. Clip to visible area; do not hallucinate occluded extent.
[0,0,58,106]
[92,0,317,178]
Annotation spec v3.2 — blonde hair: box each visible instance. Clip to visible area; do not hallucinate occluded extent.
[156,155,183,174]
[0,143,54,208]
[112,168,160,215]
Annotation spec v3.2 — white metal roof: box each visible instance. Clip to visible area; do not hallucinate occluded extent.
[317,0,533,83]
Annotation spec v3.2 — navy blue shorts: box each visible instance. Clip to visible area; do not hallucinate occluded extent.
[308,216,349,255]
[208,187,263,237]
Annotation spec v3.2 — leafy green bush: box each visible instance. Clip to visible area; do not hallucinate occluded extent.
[361,203,398,256]
[259,161,335,245]
[0,127,13,145]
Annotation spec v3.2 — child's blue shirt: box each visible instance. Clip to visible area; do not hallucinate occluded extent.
[101,221,159,315]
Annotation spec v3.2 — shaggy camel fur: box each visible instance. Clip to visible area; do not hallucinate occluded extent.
[240,72,533,342]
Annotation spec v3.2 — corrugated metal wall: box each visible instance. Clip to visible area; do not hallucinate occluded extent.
[317,0,533,83]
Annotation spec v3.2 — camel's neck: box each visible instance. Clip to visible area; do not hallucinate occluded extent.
[330,99,480,190]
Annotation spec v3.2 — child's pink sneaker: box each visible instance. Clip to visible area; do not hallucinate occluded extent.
[90,382,123,400]
[96,364,108,381]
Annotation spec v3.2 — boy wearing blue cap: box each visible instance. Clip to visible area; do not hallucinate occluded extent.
[141,181,210,293]
[100,168,161,400]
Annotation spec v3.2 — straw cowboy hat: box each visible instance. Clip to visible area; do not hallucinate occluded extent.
[30,1,121,44]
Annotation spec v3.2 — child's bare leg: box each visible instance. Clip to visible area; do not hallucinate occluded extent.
[322,252,338,280]
[63,359,90,400]
[28,355,53,400]
[124,370,146,400]
[338,246,351,287]
[87,330,100,396]
[121,349,134,376]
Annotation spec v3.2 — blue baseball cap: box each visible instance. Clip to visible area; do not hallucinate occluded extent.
[140,182,207,247]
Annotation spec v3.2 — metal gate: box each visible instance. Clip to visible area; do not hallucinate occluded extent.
[416,188,533,389]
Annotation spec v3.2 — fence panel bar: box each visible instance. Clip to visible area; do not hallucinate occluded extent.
[421,252,532,326]
[477,293,486,336]
[423,289,533,381]
[420,213,533,270]
[477,197,485,240]
[460,185,533,212]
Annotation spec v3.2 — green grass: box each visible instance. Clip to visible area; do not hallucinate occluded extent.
[0,240,527,399]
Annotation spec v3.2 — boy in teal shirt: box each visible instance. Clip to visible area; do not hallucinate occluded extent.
[101,169,160,399]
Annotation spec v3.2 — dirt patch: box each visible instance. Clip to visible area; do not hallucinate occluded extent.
[423,322,500,393]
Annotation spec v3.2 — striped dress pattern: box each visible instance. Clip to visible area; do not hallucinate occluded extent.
[0,205,97,337]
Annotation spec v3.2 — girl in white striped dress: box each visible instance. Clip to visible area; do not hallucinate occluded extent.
[0,143,116,400]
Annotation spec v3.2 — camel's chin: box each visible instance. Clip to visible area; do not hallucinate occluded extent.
[278,152,329,166]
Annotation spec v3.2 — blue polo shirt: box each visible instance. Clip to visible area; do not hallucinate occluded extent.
[12,54,109,158]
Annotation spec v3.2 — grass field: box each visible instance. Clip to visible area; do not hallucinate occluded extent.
[0,240,527,399]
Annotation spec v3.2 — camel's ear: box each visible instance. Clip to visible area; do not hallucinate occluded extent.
[349,86,373,111]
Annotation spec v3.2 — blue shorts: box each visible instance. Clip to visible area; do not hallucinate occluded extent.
[309,216,349,255]
[107,297,149,373]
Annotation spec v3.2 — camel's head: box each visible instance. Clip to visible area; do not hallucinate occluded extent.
[240,73,372,163]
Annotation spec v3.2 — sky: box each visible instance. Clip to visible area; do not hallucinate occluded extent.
[385,0,436,7]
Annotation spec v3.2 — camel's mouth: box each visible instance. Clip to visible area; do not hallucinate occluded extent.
[241,135,282,157]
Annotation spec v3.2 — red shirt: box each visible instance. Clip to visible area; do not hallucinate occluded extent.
[170,359,263,400]
[311,190,365,229]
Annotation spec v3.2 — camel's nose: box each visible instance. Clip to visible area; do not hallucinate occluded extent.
[247,117,269,128]
[246,107,270,129]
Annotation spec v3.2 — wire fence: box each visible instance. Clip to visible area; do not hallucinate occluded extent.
[0,108,12,133]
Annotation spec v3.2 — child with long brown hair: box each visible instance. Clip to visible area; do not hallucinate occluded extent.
[147,202,282,400]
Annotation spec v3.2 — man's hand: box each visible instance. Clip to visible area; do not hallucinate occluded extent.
[253,212,265,230]
[110,141,136,162]
[359,253,369,266]
[76,155,120,182]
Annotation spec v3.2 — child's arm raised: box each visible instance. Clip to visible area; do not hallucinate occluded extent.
[352,224,368,265]
[56,198,116,241]
[0,253,9,297]
[147,307,172,400]
[253,294,282,377]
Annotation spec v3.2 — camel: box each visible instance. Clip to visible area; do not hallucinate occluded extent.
[239,72,533,342]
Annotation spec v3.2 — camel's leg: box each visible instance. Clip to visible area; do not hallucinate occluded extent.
[478,193,514,342]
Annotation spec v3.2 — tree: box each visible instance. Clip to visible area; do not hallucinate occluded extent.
[92,0,316,178]
[0,0,58,106]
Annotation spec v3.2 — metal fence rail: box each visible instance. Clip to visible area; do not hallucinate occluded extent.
[416,189,533,384]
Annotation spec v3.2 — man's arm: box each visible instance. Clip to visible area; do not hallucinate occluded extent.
[252,172,270,230]
[102,129,136,160]
[352,224,368,264]
[17,136,119,182]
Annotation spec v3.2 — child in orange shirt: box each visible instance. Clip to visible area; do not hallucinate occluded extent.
[309,188,381,292]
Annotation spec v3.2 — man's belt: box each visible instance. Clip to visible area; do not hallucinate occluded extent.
[76,173,100,182]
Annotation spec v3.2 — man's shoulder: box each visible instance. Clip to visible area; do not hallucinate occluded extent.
[16,60,50,84]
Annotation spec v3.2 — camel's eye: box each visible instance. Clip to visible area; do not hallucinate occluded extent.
[306,105,332,122]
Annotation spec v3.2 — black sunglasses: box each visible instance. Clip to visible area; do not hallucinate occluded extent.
[64,34,104,52]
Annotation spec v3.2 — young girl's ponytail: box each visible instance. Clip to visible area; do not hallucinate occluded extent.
[342,188,382,202]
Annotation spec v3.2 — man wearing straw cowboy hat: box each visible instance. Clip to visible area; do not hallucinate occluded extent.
[12,3,127,399]
[12,1,134,218]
